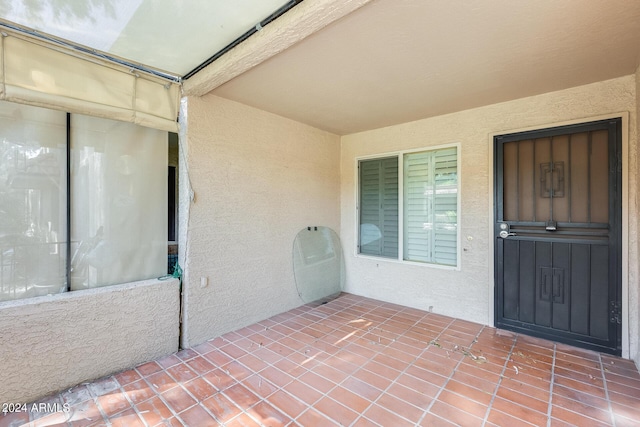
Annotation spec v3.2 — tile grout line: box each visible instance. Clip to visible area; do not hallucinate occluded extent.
[349,301,464,425]
[251,299,364,427]
[545,343,557,427]
[286,297,435,426]
[479,331,519,427]
[235,295,384,426]
[285,296,386,424]
[236,302,343,426]
[599,352,617,427]
[139,370,197,426]
[346,308,454,426]
[152,346,269,426]
[192,299,348,426]
[87,384,115,427]
[291,297,411,426]
[414,322,488,427]
[117,377,154,427]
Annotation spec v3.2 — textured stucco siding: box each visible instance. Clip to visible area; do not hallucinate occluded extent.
[181,94,340,346]
[0,278,180,403]
[636,65,640,369]
[341,76,638,359]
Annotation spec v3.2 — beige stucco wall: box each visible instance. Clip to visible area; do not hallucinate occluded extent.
[635,65,640,369]
[341,75,638,360]
[0,278,180,403]
[181,94,340,346]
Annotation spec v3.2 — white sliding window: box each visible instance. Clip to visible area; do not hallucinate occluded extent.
[358,146,459,267]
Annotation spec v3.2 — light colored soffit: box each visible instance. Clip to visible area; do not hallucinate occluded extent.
[182,0,375,97]
[209,0,640,135]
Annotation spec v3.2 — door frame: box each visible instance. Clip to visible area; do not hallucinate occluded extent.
[488,112,629,358]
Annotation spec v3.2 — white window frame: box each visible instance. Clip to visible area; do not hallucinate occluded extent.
[355,143,462,270]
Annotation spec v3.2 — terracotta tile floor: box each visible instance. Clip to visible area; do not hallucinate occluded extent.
[3,293,640,427]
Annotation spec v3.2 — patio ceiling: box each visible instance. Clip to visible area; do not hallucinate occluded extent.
[207,0,640,134]
[1,1,640,135]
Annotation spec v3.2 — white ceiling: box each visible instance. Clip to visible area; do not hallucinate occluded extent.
[209,0,640,135]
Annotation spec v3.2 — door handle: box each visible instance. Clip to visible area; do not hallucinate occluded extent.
[499,230,516,238]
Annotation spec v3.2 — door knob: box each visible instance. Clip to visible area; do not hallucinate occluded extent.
[499,230,516,238]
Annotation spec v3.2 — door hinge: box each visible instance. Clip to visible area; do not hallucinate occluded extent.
[610,301,622,325]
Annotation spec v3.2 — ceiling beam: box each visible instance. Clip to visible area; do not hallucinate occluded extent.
[182,0,373,97]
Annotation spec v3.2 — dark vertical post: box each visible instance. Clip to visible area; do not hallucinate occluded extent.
[567,134,572,222]
[516,140,520,221]
[587,131,592,223]
[532,139,536,222]
[549,137,554,223]
[66,113,71,292]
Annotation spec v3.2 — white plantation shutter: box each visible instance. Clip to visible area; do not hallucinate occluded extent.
[433,148,458,265]
[403,148,457,265]
[359,157,398,258]
[403,151,433,262]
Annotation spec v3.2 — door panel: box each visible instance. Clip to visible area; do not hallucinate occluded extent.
[495,119,621,355]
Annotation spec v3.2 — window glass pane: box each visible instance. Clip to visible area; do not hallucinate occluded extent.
[70,115,167,289]
[0,101,67,301]
[403,148,457,265]
[359,157,398,258]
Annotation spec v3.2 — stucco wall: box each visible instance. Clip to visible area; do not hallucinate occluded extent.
[0,278,180,403]
[181,94,340,346]
[635,65,640,369]
[341,76,638,359]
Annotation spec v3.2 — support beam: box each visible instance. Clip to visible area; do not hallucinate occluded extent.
[182,0,373,97]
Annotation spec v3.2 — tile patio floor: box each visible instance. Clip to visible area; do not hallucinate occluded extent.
[2,293,640,427]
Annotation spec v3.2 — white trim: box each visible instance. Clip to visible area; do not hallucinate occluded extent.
[487,112,629,358]
[354,142,462,271]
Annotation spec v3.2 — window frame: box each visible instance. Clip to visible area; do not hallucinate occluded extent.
[355,143,462,270]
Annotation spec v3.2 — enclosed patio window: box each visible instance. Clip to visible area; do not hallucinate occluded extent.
[0,101,167,301]
[0,103,68,300]
[70,114,167,290]
[358,146,459,267]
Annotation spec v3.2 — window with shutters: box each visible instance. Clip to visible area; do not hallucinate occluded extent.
[359,157,399,258]
[358,146,459,267]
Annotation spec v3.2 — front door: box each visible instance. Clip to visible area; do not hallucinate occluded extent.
[494,119,622,355]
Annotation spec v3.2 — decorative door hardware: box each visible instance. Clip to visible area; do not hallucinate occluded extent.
[540,161,565,198]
